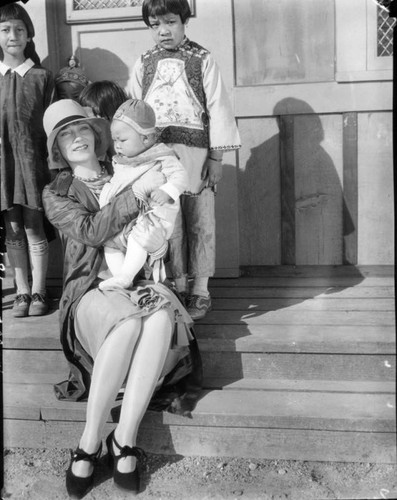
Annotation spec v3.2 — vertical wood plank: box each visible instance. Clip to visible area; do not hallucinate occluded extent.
[279,116,296,265]
[343,112,358,264]
[357,112,394,264]
[237,117,281,265]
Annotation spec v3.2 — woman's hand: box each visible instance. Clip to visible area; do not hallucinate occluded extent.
[201,157,223,188]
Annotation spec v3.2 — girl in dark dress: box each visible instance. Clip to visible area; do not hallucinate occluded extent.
[0,3,55,317]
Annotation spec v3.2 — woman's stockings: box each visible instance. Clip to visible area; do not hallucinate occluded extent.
[74,318,142,478]
[73,310,172,478]
[115,309,173,472]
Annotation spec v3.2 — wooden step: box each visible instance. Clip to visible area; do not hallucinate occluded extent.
[209,276,394,288]
[3,309,395,354]
[3,382,395,462]
[2,268,395,463]
[202,377,396,393]
[239,265,394,277]
[4,348,395,384]
[4,382,395,432]
[210,285,394,298]
[198,310,395,326]
[5,418,394,463]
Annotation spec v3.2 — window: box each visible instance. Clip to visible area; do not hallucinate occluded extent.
[377,4,395,57]
[66,0,195,23]
[233,0,335,86]
[336,0,393,82]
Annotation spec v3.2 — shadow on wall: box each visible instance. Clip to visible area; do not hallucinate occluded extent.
[43,48,130,93]
[79,47,131,92]
[238,97,355,267]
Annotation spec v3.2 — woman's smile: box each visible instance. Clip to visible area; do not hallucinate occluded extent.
[57,122,96,161]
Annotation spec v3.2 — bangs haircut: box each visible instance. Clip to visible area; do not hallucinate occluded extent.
[142,0,191,26]
[0,3,35,39]
[79,81,128,121]
[0,3,40,65]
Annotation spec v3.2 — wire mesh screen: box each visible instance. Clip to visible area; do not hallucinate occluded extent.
[377,5,395,56]
[72,0,142,9]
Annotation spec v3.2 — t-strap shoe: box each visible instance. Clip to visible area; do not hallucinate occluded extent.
[66,443,102,499]
[106,430,145,494]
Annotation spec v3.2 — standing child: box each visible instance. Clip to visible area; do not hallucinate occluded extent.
[130,0,241,320]
[97,98,188,290]
[0,3,55,317]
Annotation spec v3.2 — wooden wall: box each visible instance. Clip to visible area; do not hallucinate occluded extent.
[26,0,394,270]
[237,109,393,266]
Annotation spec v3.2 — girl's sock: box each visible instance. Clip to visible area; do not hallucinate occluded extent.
[6,237,30,295]
[28,239,49,296]
[190,277,210,297]
[174,275,188,294]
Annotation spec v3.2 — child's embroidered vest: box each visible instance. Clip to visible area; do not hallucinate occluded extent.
[141,39,210,149]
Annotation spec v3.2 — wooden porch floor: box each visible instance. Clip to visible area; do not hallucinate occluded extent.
[2,266,396,463]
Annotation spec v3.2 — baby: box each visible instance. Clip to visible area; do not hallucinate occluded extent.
[98,99,187,289]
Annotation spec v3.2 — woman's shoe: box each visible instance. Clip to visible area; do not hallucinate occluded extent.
[66,443,102,499]
[106,430,145,493]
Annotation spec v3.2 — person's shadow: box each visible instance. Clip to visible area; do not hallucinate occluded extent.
[198,97,363,386]
[238,97,356,266]
[78,47,130,91]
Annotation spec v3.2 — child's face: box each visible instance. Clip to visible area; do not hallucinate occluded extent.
[111,120,149,158]
[56,121,96,164]
[0,19,29,64]
[148,13,187,51]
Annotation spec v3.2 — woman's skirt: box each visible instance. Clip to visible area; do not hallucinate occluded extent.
[74,280,194,379]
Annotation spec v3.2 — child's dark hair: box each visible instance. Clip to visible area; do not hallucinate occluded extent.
[0,3,41,65]
[79,80,128,121]
[142,0,191,27]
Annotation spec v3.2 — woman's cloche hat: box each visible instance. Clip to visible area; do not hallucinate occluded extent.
[43,99,110,170]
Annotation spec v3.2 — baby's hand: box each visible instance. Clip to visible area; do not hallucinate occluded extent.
[150,188,172,206]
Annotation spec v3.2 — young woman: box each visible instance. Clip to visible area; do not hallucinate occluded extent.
[42,99,201,498]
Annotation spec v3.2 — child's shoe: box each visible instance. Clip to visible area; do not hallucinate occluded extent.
[186,294,212,320]
[175,290,188,306]
[12,294,31,318]
[29,293,50,316]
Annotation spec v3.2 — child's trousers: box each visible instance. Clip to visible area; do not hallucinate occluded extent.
[168,188,215,279]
